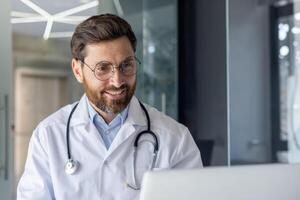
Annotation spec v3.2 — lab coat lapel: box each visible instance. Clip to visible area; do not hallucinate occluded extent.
[69,95,90,126]
[69,95,107,153]
[107,96,147,155]
[126,96,147,126]
[68,95,148,156]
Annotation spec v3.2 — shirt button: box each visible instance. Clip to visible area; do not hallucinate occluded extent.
[103,161,107,166]
[104,158,110,165]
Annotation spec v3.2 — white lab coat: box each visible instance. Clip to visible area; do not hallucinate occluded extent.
[17,95,202,200]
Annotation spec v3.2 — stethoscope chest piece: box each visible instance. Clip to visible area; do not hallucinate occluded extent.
[64,159,79,175]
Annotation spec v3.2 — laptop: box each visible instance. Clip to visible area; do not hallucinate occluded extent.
[140,164,300,200]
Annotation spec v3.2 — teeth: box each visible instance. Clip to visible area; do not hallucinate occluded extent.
[106,90,124,95]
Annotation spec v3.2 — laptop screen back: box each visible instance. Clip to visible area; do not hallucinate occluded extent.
[140,164,300,200]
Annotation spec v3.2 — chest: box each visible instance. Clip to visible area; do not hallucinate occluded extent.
[45,124,168,199]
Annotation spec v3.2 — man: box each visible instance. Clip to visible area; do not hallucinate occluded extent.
[17,14,202,200]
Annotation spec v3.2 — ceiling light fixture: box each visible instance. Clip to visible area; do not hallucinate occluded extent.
[11,0,99,40]
[19,0,51,18]
[11,16,46,23]
[44,18,54,39]
[49,31,74,38]
[53,1,98,19]
[11,11,38,17]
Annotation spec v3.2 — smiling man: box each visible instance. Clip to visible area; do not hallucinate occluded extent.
[17,14,202,200]
[76,36,137,124]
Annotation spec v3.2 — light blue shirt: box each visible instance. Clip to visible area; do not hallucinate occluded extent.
[86,96,129,149]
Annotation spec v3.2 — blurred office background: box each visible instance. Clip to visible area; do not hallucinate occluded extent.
[1,0,300,199]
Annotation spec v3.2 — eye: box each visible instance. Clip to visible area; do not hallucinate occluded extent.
[121,60,135,70]
[95,62,112,74]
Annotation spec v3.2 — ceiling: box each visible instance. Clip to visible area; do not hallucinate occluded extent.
[11,0,99,39]
[11,0,175,40]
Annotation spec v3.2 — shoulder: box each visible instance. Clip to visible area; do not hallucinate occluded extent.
[25,103,77,153]
[38,103,75,128]
[33,102,77,139]
[142,103,202,168]
[143,103,189,136]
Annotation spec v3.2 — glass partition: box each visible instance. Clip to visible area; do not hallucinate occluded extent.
[121,0,178,119]
[228,0,272,165]
[228,0,300,165]
[140,1,178,118]
[270,2,300,164]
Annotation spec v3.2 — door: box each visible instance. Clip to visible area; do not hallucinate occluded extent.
[14,67,69,194]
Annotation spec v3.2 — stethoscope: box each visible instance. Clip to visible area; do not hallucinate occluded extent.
[64,100,159,190]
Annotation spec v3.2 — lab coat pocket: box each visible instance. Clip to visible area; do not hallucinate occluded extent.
[53,163,100,199]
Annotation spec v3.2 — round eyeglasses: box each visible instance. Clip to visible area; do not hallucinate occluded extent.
[80,56,140,81]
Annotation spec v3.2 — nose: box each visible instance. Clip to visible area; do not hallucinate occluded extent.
[109,66,125,87]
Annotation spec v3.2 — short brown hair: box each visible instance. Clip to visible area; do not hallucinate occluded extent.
[70,14,137,61]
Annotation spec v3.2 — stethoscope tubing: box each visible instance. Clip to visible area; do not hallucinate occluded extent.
[66,103,79,160]
[136,101,159,151]
[65,100,159,178]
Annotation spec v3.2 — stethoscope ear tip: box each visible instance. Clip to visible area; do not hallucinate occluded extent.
[65,159,79,175]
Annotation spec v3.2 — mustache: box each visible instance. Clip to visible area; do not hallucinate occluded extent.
[104,84,128,91]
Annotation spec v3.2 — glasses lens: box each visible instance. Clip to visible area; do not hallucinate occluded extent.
[92,57,139,81]
[94,62,113,80]
[120,59,137,76]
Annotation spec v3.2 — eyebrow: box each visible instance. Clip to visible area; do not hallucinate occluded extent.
[95,56,135,65]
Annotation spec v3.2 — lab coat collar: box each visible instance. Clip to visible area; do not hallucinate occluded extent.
[125,96,147,127]
[70,94,147,128]
[69,94,148,156]
[106,96,147,155]
[69,94,90,127]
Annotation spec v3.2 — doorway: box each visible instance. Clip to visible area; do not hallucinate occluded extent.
[14,67,69,194]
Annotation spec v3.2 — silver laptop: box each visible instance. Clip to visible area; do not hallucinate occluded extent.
[140,164,300,200]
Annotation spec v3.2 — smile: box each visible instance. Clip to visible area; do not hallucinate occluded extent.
[105,89,126,98]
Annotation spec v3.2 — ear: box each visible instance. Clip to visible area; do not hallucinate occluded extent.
[71,58,84,83]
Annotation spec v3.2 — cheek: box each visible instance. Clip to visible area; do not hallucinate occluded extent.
[91,84,107,95]
[127,76,136,87]
[83,76,107,94]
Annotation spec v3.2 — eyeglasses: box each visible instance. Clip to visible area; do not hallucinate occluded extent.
[80,56,140,81]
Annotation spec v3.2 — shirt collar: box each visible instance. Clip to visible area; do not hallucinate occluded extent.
[70,94,147,128]
[85,95,129,126]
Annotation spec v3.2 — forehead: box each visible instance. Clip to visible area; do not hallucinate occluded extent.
[84,36,134,62]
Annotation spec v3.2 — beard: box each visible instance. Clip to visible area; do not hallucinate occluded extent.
[83,79,136,115]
